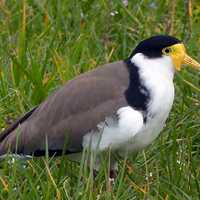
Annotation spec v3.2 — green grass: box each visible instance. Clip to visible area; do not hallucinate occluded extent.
[0,0,200,199]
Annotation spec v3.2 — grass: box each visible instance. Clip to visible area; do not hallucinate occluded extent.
[0,0,200,199]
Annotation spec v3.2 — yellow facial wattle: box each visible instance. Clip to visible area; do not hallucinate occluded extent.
[162,43,200,71]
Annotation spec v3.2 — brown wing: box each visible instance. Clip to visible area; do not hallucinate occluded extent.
[0,61,129,156]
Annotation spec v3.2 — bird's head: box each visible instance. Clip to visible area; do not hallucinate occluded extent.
[130,35,200,71]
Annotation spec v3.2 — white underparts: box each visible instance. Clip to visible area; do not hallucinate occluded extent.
[83,53,175,154]
[82,106,143,151]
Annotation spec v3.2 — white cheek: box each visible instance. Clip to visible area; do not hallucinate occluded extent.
[131,53,175,77]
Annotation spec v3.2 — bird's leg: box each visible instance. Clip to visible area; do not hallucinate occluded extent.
[108,157,118,190]
[91,152,118,187]
[93,169,98,179]
[109,169,117,183]
[91,154,101,180]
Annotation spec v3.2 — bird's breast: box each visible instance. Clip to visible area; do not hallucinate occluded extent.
[124,75,175,152]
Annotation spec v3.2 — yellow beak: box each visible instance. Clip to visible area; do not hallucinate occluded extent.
[183,54,200,70]
[167,43,200,71]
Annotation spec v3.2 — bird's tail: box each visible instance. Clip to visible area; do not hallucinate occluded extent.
[0,107,37,158]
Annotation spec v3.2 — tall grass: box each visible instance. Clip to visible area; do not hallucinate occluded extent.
[0,0,199,199]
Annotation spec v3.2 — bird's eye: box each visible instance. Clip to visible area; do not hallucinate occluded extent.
[163,48,171,54]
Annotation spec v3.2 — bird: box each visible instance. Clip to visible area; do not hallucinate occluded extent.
[0,35,199,179]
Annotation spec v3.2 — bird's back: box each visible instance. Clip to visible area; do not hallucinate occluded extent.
[0,61,129,156]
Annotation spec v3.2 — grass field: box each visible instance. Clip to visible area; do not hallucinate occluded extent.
[0,0,200,199]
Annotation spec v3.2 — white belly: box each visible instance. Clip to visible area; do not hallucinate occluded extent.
[82,106,144,151]
[124,112,169,153]
[124,85,175,153]
[82,92,173,153]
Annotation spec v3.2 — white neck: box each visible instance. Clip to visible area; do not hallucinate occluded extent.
[130,53,175,116]
[131,53,175,80]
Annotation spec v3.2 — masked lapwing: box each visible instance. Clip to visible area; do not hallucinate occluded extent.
[0,35,199,178]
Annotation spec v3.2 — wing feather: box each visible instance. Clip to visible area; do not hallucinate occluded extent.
[0,61,129,155]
